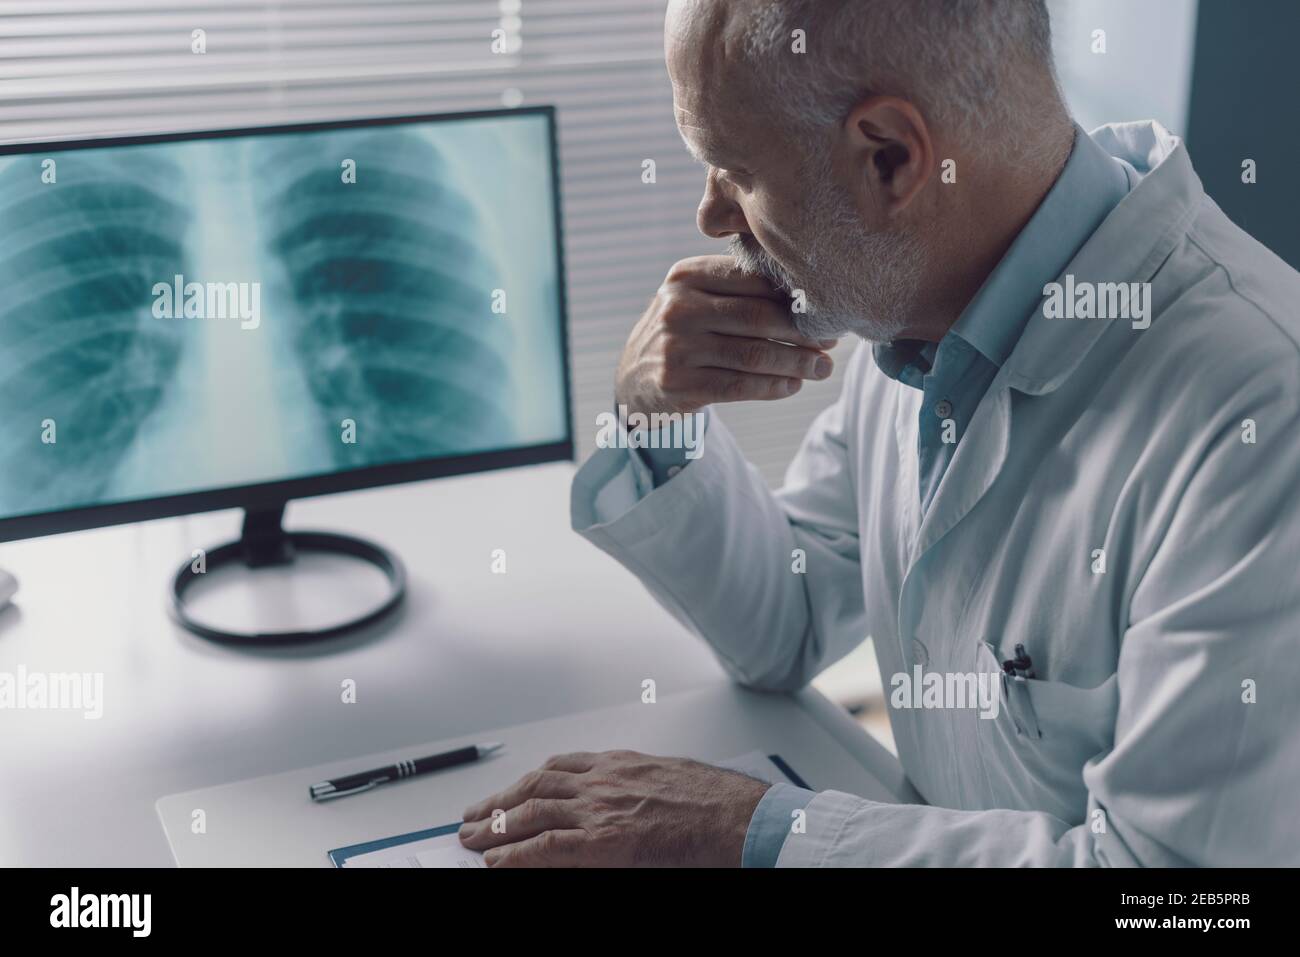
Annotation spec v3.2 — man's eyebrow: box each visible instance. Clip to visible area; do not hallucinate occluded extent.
[674,106,720,165]
[680,135,710,165]
[677,128,726,168]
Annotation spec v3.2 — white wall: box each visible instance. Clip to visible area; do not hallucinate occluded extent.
[1049,0,1200,135]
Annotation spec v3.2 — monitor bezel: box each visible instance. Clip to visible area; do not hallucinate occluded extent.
[0,105,574,544]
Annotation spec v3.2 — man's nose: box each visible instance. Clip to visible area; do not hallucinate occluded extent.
[696,169,749,240]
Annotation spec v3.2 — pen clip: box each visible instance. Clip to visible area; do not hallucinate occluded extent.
[1002,644,1035,679]
[310,779,380,802]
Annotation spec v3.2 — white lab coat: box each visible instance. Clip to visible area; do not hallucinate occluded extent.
[571,122,1300,866]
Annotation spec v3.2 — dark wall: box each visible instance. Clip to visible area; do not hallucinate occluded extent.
[1186,0,1300,269]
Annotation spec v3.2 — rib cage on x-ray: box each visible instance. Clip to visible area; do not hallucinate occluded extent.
[252,129,516,470]
[0,153,189,516]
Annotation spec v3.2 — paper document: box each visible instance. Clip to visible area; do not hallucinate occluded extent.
[331,822,483,868]
[341,827,484,868]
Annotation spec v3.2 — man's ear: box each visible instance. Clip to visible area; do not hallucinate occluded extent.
[843,95,936,215]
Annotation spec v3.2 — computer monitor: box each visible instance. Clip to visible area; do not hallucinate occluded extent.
[0,106,573,643]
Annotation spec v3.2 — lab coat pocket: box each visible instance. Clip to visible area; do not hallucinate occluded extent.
[1001,670,1042,738]
[967,640,1118,819]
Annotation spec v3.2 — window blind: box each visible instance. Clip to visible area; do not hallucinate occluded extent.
[0,0,849,485]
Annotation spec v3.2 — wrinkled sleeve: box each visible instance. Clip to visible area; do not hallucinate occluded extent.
[571,350,871,690]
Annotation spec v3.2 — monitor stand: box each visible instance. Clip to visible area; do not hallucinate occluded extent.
[169,502,406,645]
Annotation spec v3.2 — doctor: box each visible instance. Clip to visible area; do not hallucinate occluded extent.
[459,0,1300,866]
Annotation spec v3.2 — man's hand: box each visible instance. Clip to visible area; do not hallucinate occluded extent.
[458,750,772,867]
[616,255,837,417]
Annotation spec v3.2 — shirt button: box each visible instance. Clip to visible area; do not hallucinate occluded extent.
[666,465,682,479]
[934,399,953,419]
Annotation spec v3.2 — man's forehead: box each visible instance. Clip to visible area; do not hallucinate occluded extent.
[673,96,733,165]
[665,0,751,94]
[673,100,708,143]
[665,0,734,52]
[672,72,772,166]
[666,0,770,163]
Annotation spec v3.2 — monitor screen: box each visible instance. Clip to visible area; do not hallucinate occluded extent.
[0,108,571,534]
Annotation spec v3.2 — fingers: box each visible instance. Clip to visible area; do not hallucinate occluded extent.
[672,368,805,403]
[617,255,842,416]
[697,332,832,381]
[458,797,579,851]
[482,829,588,868]
[539,751,599,774]
[461,768,578,822]
[664,255,789,301]
[699,293,837,350]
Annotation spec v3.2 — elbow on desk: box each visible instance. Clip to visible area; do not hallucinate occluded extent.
[710,639,819,694]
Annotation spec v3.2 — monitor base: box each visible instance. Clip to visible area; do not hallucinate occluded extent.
[169,503,406,645]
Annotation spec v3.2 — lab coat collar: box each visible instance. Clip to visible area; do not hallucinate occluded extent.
[1003,121,1203,396]
[902,122,1202,574]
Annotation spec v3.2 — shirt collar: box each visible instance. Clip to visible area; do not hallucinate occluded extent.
[949,124,1132,366]
[873,123,1132,379]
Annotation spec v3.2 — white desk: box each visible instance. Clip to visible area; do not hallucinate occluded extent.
[0,462,904,866]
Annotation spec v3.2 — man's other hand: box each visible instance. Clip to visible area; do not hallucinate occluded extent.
[458,749,773,867]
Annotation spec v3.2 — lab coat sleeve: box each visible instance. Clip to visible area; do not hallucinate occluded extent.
[776,373,1300,867]
[571,355,869,690]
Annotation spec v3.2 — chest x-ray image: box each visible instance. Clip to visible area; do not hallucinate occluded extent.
[0,113,568,519]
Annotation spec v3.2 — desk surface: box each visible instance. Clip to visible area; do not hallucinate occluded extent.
[0,462,896,866]
[158,682,908,867]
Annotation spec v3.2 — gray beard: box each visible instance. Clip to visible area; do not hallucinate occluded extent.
[727,183,927,342]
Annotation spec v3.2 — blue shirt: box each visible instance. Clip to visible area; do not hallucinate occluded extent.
[630,125,1133,865]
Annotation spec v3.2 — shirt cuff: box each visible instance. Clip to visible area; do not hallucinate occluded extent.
[632,407,709,487]
[638,443,689,487]
[741,781,817,868]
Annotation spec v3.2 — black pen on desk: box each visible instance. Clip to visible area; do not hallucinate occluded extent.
[310,742,504,802]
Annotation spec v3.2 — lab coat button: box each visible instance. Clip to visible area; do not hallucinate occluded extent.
[935,399,953,418]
